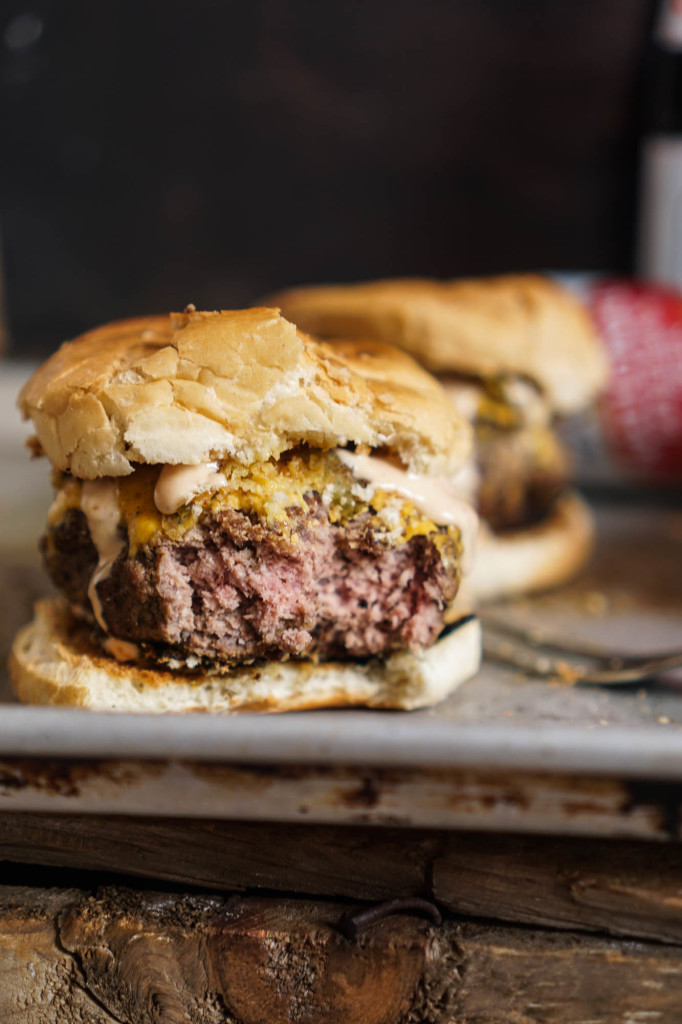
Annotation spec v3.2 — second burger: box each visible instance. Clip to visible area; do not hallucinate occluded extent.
[270,275,609,601]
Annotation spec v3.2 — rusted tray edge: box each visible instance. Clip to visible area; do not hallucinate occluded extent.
[0,756,679,841]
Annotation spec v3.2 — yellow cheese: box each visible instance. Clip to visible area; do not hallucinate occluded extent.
[52,449,460,559]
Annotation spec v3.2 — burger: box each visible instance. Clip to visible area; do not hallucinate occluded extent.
[268,276,609,601]
[10,306,481,712]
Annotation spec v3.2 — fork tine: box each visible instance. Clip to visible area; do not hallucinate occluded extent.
[481,622,682,685]
[576,653,682,685]
[481,631,588,680]
[480,615,634,662]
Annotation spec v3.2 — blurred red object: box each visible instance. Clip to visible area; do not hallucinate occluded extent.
[589,279,682,478]
[557,275,682,484]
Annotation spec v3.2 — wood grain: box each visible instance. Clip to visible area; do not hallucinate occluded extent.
[433,832,682,944]
[0,886,107,1022]
[2,813,682,944]
[444,924,682,1024]
[2,883,682,1023]
[0,812,437,899]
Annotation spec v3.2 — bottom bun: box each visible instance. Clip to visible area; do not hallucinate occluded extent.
[465,490,595,604]
[10,599,482,713]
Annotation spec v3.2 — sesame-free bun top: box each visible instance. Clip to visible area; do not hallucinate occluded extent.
[19,307,472,479]
[269,275,609,415]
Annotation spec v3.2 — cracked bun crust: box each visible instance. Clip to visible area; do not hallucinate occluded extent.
[18,307,472,478]
[269,275,608,415]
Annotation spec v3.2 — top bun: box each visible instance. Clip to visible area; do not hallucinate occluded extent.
[269,275,609,415]
[19,307,472,479]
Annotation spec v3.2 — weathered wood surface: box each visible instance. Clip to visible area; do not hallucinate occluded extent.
[0,812,435,899]
[1,883,681,1023]
[433,832,682,945]
[2,813,682,944]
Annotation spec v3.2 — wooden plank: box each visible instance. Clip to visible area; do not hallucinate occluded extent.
[0,812,437,900]
[1,883,681,1023]
[3,813,682,945]
[433,832,682,945]
[446,923,682,1024]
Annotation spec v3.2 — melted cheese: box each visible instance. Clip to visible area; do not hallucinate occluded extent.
[334,449,478,568]
[80,480,125,632]
[443,376,550,430]
[147,450,478,556]
[63,447,476,596]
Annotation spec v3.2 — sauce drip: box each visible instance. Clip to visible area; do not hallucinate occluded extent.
[80,480,125,632]
[334,449,478,567]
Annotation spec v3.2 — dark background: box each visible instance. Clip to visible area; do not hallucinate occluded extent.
[1,0,653,355]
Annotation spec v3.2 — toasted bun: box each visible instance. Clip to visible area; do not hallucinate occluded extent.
[19,308,471,478]
[462,491,595,603]
[269,276,608,415]
[10,599,481,713]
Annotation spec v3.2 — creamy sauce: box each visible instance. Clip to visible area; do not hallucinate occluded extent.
[441,380,482,422]
[147,450,478,577]
[47,479,80,527]
[448,458,480,504]
[154,462,227,515]
[80,480,125,632]
[443,376,550,429]
[103,636,141,661]
[500,378,550,427]
[334,449,479,568]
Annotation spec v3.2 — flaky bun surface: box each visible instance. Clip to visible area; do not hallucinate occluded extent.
[19,308,471,478]
[270,276,608,414]
[463,491,595,603]
[10,599,481,713]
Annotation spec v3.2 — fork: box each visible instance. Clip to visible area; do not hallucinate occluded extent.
[481,615,682,685]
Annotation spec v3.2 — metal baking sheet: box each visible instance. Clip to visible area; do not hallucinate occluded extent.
[2,365,682,837]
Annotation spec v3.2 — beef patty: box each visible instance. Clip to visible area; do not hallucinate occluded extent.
[42,497,460,667]
[475,424,570,532]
